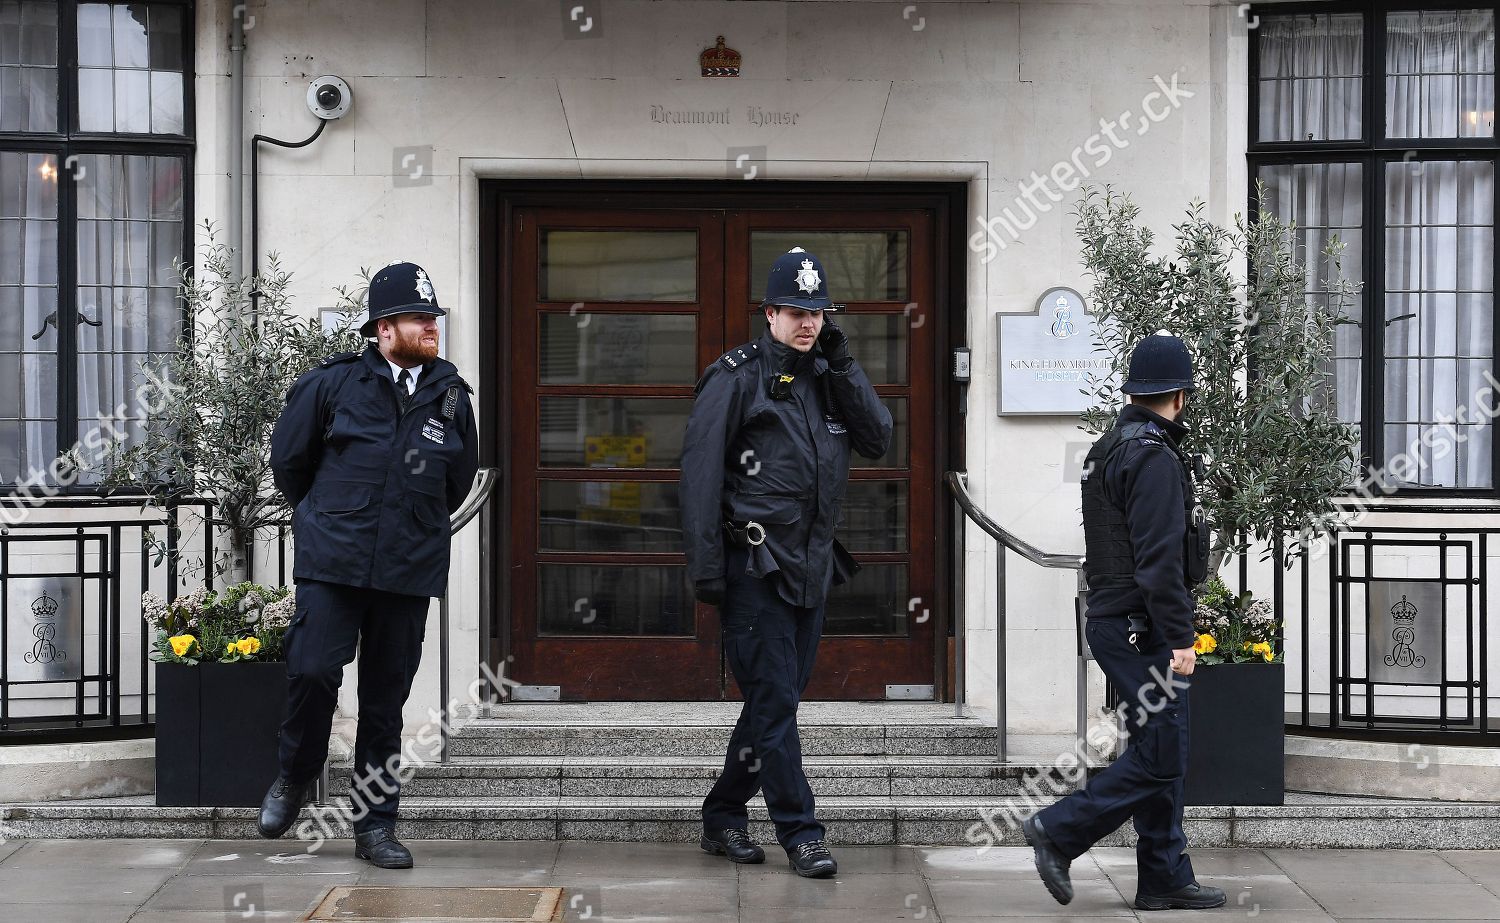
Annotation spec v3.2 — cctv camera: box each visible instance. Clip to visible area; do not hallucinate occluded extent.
[306,76,352,120]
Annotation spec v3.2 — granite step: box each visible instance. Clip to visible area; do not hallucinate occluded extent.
[325,755,1084,800]
[445,712,1014,758]
[5,794,1498,848]
[446,701,1004,757]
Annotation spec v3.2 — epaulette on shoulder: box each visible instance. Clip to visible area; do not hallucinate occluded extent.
[319,351,358,368]
[1120,420,1167,448]
[718,341,761,372]
[457,376,474,394]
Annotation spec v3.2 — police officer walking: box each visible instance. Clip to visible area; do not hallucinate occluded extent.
[1023,334,1225,912]
[681,248,892,878]
[258,262,479,870]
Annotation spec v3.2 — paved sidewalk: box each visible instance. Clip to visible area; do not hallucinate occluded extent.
[1,839,1497,921]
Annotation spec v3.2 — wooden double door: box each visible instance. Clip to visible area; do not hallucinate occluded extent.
[500,197,940,700]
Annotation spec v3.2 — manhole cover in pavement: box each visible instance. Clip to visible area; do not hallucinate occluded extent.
[306,887,563,922]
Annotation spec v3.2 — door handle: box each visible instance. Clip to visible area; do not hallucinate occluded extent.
[30,310,102,340]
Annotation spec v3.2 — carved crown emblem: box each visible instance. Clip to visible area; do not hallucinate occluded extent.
[1391,595,1417,623]
[700,36,741,77]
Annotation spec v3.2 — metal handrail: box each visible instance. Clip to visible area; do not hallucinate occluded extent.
[946,472,1083,570]
[449,469,501,535]
[945,471,1087,764]
[438,467,502,764]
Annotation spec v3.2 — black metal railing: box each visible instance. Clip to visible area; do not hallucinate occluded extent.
[0,496,294,742]
[1253,518,1496,745]
[947,471,1497,754]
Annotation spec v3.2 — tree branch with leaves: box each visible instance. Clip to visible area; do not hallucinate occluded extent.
[1077,185,1360,575]
[99,224,368,584]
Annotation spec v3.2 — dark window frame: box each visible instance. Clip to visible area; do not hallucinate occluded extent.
[0,0,195,493]
[1250,1,1500,498]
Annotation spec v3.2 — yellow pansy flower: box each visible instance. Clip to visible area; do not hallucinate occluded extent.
[1192,633,1216,654]
[225,642,237,655]
[168,634,196,657]
[235,637,261,656]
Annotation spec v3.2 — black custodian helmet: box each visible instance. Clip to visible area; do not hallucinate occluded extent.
[760,247,834,312]
[1122,333,1197,396]
[361,261,446,337]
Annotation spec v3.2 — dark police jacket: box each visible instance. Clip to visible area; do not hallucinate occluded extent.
[1080,404,1198,650]
[680,332,893,608]
[271,344,479,598]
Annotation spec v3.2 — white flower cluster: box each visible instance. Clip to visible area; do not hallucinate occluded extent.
[168,586,209,629]
[260,593,296,630]
[171,586,209,613]
[141,591,167,626]
[1244,599,1276,625]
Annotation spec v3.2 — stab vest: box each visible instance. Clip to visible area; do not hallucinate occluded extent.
[1081,420,1210,591]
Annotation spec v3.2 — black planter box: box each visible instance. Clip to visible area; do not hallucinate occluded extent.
[155,661,288,807]
[1184,662,1285,806]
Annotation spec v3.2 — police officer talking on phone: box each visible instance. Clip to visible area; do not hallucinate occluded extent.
[680,248,892,878]
[258,262,479,870]
[1023,334,1225,912]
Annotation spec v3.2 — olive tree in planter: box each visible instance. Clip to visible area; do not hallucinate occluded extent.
[1075,185,1361,805]
[99,226,366,584]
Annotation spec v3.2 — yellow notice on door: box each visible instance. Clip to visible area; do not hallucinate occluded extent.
[583,435,646,525]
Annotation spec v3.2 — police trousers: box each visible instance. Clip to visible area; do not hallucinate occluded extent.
[1038,615,1196,896]
[702,545,827,850]
[277,579,429,833]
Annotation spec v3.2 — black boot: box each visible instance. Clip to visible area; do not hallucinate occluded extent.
[256,777,309,840]
[355,828,414,869]
[786,840,837,878]
[1022,814,1074,905]
[700,828,765,864]
[1135,882,1227,911]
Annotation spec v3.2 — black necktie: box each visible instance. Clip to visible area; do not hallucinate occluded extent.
[396,369,412,413]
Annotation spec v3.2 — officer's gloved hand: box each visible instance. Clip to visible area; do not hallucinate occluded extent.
[694,577,726,607]
[817,319,853,372]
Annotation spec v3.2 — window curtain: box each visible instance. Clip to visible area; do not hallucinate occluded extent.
[0,150,59,483]
[1258,162,1365,435]
[1383,160,1495,488]
[1387,10,1496,140]
[1259,14,1364,141]
[73,152,183,485]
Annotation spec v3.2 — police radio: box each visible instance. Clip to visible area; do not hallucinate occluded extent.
[1184,453,1211,585]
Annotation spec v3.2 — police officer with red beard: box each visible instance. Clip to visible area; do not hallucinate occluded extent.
[258,262,478,870]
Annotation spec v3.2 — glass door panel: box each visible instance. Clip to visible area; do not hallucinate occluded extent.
[538,479,683,553]
[540,229,698,302]
[539,313,698,385]
[537,396,693,468]
[825,564,910,636]
[537,564,694,636]
[749,230,910,301]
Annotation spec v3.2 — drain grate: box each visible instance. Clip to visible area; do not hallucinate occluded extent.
[306,887,563,922]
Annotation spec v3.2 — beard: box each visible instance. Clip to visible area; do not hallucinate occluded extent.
[389,325,439,365]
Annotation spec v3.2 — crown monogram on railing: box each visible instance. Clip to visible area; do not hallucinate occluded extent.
[1385,594,1426,670]
[25,591,65,666]
[31,592,58,620]
[700,35,741,77]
